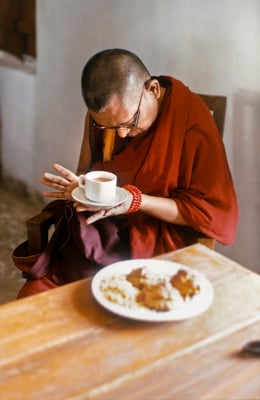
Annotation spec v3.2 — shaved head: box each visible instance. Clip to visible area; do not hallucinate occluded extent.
[81,49,150,112]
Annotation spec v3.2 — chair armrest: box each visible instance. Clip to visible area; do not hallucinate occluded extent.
[26,210,55,254]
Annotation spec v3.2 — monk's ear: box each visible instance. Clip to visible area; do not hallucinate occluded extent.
[145,79,161,100]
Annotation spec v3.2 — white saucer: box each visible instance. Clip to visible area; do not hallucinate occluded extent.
[72,186,127,209]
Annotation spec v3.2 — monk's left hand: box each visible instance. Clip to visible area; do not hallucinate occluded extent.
[74,189,133,224]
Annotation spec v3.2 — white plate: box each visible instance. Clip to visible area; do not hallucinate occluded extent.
[72,186,127,209]
[91,259,214,322]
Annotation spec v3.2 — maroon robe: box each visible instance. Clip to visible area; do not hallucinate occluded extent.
[91,76,238,257]
[17,76,238,298]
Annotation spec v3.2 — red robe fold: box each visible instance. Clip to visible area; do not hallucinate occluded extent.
[92,77,238,258]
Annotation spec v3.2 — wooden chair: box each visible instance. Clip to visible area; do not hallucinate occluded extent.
[197,94,227,248]
[198,94,227,138]
[26,94,227,254]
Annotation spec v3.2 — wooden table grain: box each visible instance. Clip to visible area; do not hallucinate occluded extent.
[0,244,259,400]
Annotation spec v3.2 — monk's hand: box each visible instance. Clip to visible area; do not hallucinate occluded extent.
[74,189,133,224]
[41,163,79,200]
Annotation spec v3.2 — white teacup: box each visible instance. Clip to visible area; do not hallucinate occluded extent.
[78,171,117,203]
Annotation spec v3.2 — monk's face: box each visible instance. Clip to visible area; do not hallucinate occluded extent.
[90,79,164,138]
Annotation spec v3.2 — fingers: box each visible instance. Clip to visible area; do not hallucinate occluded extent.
[41,164,78,187]
[74,202,102,213]
[74,203,91,212]
[41,173,69,189]
[53,163,78,182]
[86,210,109,225]
[74,193,131,224]
[41,164,79,200]
[85,203,126,225]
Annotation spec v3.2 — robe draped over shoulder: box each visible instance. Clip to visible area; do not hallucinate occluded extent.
[89,77,238,258]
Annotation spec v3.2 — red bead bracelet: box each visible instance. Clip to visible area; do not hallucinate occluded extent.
[123,184,142,214]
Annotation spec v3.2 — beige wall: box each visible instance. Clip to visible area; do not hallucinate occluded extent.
[1,0,259,272]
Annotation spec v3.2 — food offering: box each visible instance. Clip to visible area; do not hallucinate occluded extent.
[100,267,200,312]
[91,259,214,322]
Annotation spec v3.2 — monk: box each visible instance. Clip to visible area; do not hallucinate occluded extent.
[17,48,238,298]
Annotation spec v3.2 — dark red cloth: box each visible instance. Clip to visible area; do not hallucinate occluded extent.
[92,77,238,257]
[17,276,58,298]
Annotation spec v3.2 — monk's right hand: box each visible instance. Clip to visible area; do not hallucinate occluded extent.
[41,163,79,200]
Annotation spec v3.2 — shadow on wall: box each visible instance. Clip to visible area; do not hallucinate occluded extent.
[232,89,260,273]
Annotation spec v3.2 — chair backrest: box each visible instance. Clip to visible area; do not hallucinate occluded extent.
[196,94,227,249]
[198,94,227,138]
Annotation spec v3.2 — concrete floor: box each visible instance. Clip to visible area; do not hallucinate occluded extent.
[0,182,45,304]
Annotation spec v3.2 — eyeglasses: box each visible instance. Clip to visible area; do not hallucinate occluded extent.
[90,85,145,132]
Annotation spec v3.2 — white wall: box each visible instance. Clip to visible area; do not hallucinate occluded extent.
[1,0,259,272]
[0,52,36,186]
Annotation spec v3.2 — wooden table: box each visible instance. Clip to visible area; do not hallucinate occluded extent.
[0,244,259,400]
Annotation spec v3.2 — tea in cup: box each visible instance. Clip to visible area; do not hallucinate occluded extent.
[78,171,117,202]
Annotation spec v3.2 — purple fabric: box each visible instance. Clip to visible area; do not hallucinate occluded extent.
[13,200,130,286]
